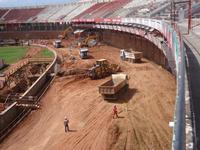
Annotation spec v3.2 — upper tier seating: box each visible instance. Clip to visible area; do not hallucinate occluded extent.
[3,8,44,23]
[74,0,129,19]
[0,9,8,18]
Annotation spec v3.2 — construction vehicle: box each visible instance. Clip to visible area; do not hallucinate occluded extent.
[79,48,89,59]
[120,49,143,63]
[58,27,73,39]
[53,40,62,48]
[98,73,129,100]
[80,34,98,48]
[88,59,120,80]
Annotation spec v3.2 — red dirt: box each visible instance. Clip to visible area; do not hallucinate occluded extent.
[0,44,176,150]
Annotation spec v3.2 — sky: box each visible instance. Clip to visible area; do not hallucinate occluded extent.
[0,0,79,8]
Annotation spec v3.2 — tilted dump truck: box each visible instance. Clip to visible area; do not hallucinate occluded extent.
[120,49,143,63]
[98,73,129,100]
[79,48,89,59]
[53,40,62,48]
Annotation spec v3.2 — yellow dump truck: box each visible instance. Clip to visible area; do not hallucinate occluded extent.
[98,73,129,100]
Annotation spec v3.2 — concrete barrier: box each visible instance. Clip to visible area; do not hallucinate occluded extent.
[0,44,57,141]
[0,31,62,39]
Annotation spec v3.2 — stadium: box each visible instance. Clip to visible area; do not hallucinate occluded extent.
[0,0,199,149]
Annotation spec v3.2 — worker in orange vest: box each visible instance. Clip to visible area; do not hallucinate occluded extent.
[113,105,118,119]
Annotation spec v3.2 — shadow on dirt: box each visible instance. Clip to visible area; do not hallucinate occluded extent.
[69,129,77,132]
[107,88,138,104]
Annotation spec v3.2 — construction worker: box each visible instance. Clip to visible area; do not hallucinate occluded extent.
[120,49,126,60]
[64,116,69,132]
[113,105,118,119]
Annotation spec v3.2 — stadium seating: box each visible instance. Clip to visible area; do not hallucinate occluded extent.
[123,0,149,9]
[0,9,8,18]
[149,2,170,18]
[73,3,107,19]
[63,2,95,21]
[32,6,61,22]
[47,4,79,22]
[74,0,128,19]
[3,8,44,23]
[108,0,169,18]
[0,0,191,23]
[29,2,95,22]
[93,0,129,18]
[0,0,171,23]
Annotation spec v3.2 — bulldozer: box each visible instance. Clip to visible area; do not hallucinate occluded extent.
[88,59,120,80]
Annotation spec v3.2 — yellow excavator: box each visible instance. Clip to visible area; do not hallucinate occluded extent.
[58,26,73,39]
[88,59,120,79]
[80,34,98,48]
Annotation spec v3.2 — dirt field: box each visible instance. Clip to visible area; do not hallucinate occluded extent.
[0,44,176,150]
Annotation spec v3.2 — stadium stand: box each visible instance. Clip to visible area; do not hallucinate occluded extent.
[0,0,198,25]
[0,0,175,23]
[47,4,80,22]
[123,0,150,9]
[106,0,169,18]
[28,2,95,22]
[3,8,44,23]
[74,0,128,19]
[73,2,106,19]
[63,2,95,21]
[2,0,200,24]
[149,2,170,19]
[31,6,61,22]
[0,9,8,18]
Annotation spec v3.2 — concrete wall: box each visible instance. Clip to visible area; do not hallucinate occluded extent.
[0,31,62,39]
[101,29,168,69]
[0,45,57,141]
[24,74,48,96]
[0,103,20,133]
[22,45,57,97]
